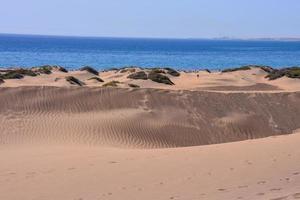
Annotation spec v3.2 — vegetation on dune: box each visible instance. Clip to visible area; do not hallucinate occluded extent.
[151,68,166,74]
[80,66,99,76]
[119,68,136,73]
[266,67,300,80]
[0,78,4,84]
[88,77,104,82]
[148,71,174,85]
[164,67,180,77]
[254,65,275,73]
[205,69,211,73]
[0,72,24,79]
[32,65,68,74]
[222,66,252,73]
[34,65,52,74]
[65,76,85,86]
[0,69,37,79]
[56,66,68,73]
[127,71,148,80]
[128,83,140,88]
[102,80,120,87]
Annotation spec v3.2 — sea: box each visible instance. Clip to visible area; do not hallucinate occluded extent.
[1,34,300,70]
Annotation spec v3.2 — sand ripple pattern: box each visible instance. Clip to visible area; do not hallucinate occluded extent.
[0,87,300,148]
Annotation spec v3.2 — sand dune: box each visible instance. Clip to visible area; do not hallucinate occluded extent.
[1,67,300,199]
[1,132,300,200]
[1,86,300,148]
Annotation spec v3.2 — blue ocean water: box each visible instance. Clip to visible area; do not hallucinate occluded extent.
[0,34,300,70]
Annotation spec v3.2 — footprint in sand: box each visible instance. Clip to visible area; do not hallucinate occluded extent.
[269,196,288,200]
[270,188,282,192]
[257,181,266,184]
[256,193,265,196]
[293,193,300,199]
[218,188,226,192]
[238,185,248,189]
[293,172,299,175]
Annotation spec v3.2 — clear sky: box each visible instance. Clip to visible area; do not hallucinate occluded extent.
[1,0,300,38]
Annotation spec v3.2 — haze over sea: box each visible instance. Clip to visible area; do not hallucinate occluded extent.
[1,34,300,70]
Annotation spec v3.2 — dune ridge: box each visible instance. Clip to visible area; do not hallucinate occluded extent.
[1,86,300,148]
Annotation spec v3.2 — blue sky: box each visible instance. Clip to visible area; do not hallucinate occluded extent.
[1,0,300,38]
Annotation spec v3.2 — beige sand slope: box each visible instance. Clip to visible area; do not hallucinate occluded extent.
[0,87,300,148]
[1,132,300,200]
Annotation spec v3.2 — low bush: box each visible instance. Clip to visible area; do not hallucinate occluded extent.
[65,76,85,86]
[88,77,104,82]
[164,67,180,77]
[127,71,148,80]
[266,67,300,80]
[151,68,166,74]
[80,66,99,75]
[222,66,252,73]
[148,71,174,85]
[0,69,37,79]
[120,68,136,73]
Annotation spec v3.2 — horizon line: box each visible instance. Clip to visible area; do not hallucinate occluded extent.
[1,32,300,41]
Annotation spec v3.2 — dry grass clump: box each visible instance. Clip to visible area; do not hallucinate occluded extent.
[151,68,166,74]
[164,67,180,77]
[88,77,104,82]
[120,68,137,73]
[148,71,174,85]
[103,80,120,87]
[128,83,140,88]
[127,71,148,80]
[80,66,99,76]
[65,76,85,86]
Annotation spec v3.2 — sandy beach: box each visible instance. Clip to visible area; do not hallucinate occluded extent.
[1,66,300,200]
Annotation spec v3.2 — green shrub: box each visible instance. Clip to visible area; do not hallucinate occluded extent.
[0,72,24,79]
[35,65,52,74]
[266,67,300,80]
[222,66,252,73]
[127,71,148,80]
[80,66,99,75]
[65,76,85,86]
[0,69,37,79]
[286,67,300,78]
